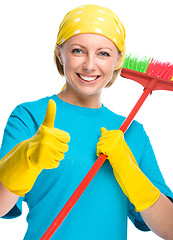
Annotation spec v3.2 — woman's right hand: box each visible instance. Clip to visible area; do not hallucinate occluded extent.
[0,99,70,196]
[28,99,70,169]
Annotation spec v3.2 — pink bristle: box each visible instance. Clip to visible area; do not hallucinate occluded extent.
[146,58,173,80]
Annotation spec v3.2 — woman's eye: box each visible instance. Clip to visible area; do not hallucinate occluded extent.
[99,52,110,57]
[72,48,83,54]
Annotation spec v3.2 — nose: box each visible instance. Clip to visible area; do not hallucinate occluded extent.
[83,53,96,72]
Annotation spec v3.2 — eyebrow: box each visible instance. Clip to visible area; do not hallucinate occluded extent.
[70,44,113,51]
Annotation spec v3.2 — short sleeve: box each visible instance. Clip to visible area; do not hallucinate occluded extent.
[128,125,173,231]
[139,128,173,199]
[0,105,32,159]
[0,105,33,219]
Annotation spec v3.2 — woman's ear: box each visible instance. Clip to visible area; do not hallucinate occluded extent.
[114,52,123,70]
[56,44,63,65]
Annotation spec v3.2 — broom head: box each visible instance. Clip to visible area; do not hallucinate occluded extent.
[121,54,173,91]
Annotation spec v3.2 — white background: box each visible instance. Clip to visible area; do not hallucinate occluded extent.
[0,0,173,239]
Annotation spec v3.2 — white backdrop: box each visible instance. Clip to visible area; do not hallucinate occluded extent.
[0,0,173,239]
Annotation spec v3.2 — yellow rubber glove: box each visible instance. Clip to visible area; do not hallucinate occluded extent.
[0,99,70,197]
[97,127,160,212]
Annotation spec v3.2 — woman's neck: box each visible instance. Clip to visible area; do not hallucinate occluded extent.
[57,85,102,109]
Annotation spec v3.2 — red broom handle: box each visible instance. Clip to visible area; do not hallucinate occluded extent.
[119,87,151,132]
[41,87,152,240]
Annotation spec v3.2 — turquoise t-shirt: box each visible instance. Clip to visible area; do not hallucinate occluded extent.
[0,94,173,240]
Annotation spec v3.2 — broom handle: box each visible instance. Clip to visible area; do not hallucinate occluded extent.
[119,87,151,132]
[41,87,152,240]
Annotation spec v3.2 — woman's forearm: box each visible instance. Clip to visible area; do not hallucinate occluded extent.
[140,193,173,240]
[0,180,19,217]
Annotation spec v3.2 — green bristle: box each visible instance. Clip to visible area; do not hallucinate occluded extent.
[123,54,152,73]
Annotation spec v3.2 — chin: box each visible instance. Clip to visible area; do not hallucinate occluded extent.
[76,87,101,97]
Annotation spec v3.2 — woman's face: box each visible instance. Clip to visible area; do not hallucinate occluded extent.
[56,33,121,97]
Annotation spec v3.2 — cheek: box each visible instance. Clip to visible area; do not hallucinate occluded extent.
[100,60,115,74]
[64,57,82,71]
[63,58,82,81]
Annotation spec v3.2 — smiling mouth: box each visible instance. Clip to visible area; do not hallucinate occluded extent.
[76,73,101,82]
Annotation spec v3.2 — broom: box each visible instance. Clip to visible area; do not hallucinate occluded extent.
[41,54,173,240]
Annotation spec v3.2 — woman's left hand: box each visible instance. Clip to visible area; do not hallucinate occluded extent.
[96,127,160,212]
[97,127,137,171]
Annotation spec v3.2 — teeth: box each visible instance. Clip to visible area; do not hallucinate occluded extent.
[79,74,98,81]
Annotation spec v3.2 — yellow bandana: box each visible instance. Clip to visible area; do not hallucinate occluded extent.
[56,4,126,70]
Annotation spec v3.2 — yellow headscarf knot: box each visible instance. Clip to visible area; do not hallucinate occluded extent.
[56,4,126,70]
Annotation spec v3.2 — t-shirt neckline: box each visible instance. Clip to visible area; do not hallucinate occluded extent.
[52,94,106,117]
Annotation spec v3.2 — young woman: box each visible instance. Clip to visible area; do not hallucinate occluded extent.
[0,4,173,240]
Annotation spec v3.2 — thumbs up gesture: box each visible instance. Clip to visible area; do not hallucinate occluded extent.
[28,99,70,169]
[0,99,70,196]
